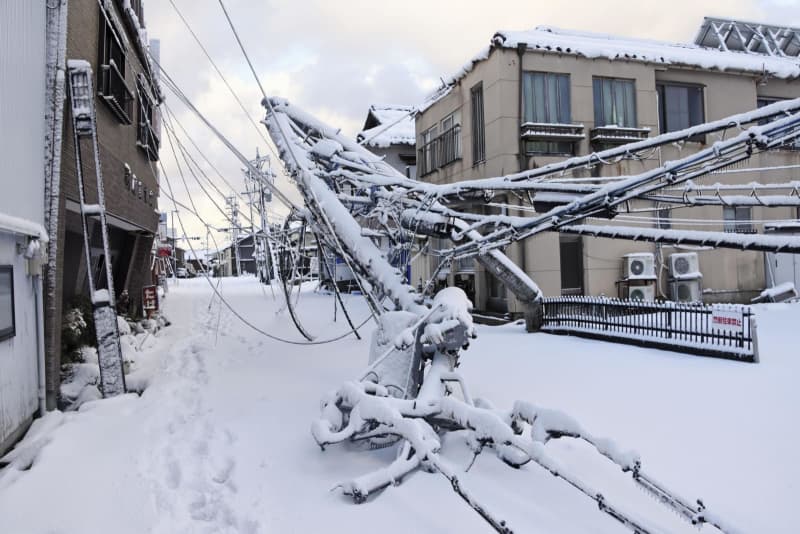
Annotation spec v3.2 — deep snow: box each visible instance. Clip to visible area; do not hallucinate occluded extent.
[0,276,797,533]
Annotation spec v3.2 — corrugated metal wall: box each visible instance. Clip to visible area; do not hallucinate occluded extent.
[0,0,47,451]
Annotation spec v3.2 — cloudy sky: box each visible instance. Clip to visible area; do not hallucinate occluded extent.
[145,0,800,249]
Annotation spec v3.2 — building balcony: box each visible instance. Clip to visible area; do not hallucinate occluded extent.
[520,122,585,142]
[590,125,650,146]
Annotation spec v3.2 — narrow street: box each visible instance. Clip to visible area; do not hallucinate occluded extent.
[1,277,797,533]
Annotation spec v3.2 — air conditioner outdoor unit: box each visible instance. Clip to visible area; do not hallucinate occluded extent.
[671,279,702,302]
[628,284,655,301]
[623,253,655,280]
[669,252,701,280]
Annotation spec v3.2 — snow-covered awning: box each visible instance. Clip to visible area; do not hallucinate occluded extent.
[0,212,48,242]
[419,25,800,113]
[356,104,415,148]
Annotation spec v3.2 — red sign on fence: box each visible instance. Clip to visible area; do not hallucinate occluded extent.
[711,306,743,333]
[142,285,159,315]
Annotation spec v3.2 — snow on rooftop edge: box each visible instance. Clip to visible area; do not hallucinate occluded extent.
[418,25,800,113]
[357,104,416,147]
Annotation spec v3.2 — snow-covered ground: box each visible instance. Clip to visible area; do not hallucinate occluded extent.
[1,276,797,533]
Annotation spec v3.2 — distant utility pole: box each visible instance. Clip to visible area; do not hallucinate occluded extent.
[225,196,242,276]
[169,209,179,281]
[242,149,278,282]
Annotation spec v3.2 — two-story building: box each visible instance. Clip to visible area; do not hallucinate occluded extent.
[44,0,162,408]
[414,18,800,314]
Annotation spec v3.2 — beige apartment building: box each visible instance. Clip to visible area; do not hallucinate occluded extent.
[414,18,800,314]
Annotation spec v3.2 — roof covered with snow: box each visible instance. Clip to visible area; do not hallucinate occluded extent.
[419,24,800,113]
[356,105,415,148]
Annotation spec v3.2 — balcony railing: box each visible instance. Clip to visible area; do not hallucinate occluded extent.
[520,122,585,142]
[99,60,133,124]
[590,125,650,145]
[418,124,461,176]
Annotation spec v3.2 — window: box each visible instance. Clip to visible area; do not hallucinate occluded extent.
[471,83,486,165]
[488,272,506,299]
[757,97,800,150]
[559,235,584,295]
[98,8,133,123]
[593,77,636,127]
[522,72,572,155]
[418,115,461,176]
[439,113,461,167]
[723,206,754,233]
[657,208,671,230]
[136,76,160,161]
[419,125,438,175]
[0,266,14,342]
[523,72,570,124]
[657,83,704,138]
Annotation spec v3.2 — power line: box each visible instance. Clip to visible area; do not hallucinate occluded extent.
[166,0,271,146]
[216,0,268,101]
[134,81,361,345]
[151,97,373,345]
[151,55,300,211]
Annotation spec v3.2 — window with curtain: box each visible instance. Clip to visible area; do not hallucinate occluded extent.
[522,72,572,155]
[593,77,636,127]
[523,72,570,124]
[657,83,705,136]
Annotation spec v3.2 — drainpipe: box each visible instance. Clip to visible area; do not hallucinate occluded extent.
[516,43,527,173]
[33,271,47,414]
[515,42,536,320]
[43,0,69,410]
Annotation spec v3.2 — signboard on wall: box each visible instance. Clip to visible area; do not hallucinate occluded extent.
[142,285,159,314]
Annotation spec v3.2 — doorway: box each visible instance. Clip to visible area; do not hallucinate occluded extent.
[559,235,584,295]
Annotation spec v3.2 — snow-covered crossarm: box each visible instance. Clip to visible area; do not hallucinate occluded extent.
[264,99,426,316]
[559,224,800,253]
[261,97,543,313]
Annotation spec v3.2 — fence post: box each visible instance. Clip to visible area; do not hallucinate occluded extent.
[525,300,543,333]
[666,305,672,338]
[602,300,608,331]
[751,312,760,363]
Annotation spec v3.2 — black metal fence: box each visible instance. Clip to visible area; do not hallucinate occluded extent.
[541,296,757,362]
